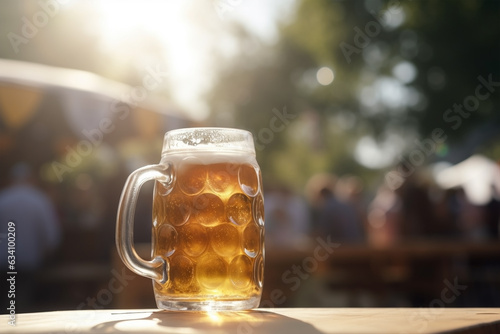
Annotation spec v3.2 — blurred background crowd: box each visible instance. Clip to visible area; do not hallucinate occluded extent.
[0,0,499,312]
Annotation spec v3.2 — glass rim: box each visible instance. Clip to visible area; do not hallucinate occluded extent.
[162,127,255,155]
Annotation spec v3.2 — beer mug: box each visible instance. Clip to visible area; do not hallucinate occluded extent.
[116,128,265,311]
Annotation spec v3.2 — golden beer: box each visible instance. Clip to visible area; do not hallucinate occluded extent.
[152,153,264,308]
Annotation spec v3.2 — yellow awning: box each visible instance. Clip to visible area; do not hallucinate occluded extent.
[0,84,42,130]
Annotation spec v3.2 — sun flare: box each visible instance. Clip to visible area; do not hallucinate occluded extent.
[94,0,212,119]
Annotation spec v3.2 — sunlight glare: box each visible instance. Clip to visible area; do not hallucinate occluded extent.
[95,0,211,120]
[96,1,187,47]
[206,311,223,325]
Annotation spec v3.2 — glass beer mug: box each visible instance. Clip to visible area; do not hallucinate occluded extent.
[116,128,264,311]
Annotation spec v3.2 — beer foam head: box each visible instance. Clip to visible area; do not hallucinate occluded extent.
[162,128,255,157]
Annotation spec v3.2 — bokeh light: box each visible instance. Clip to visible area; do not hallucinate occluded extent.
[316,66,335,85]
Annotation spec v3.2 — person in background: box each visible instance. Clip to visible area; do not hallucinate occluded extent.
[306,173,364,244]
[0,163,61,311]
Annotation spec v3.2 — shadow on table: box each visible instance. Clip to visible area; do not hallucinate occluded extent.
[90,309,323,333]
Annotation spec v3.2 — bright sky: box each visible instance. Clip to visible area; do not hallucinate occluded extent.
[93,0,295,121]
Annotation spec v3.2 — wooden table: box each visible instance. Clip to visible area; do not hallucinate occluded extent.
[1,308,499,333]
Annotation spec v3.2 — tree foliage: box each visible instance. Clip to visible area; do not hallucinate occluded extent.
[207,0,500,190]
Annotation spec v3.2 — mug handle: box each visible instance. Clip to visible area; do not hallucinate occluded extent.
[116,164,170,283]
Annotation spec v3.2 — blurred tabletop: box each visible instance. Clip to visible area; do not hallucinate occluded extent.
[2,308,500,334]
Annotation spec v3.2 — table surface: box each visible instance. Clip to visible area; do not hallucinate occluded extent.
[1,308,500,334]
